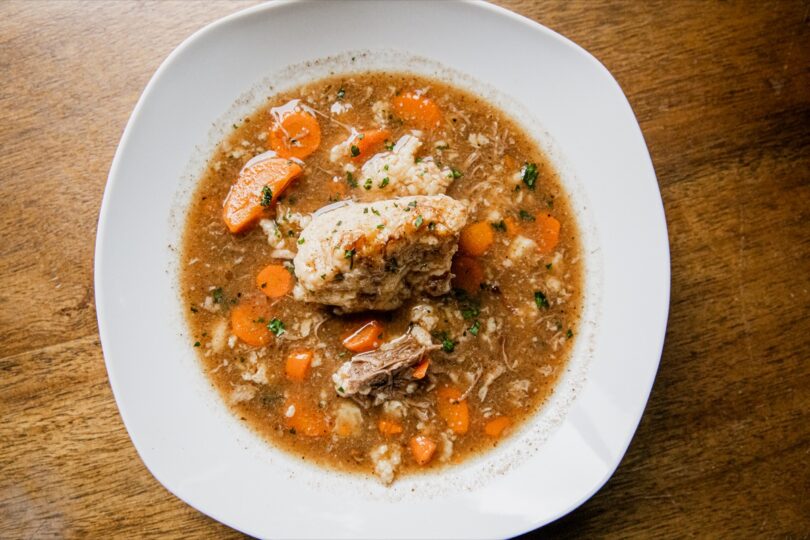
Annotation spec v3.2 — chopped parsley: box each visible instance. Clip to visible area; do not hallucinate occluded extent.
[212,287,224,304]
[193,341,201,347]
[371,207,380,216]
[491,220,507,232]
[344,248,356,269]
[450,167,463,179]
[408,200,418,208]
[432,331,456,352]
[522,162,539,190]
[546,263,552,270]
[384,141,394,150]
[337,87,345,99]
[267,318,285,336]
[346,171,358,188]
[519,209,536,221]
[190,306,198,313]
[350,145,360,157]
[260,185,273,207]
[298,238,305,245]
[364,178,372,190]
[428,221,436,231]
[566,328,574,339]
[534,290,549,309]
[379,176,390,188]
[414,215,424,228]
[468,320,481,336]
[376,223,385,229]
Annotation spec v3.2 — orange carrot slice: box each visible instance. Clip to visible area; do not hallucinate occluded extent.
[256,264,293,298]
[269,111,321,159]
[285,349,313,382]
[222,157,302,234]
[342,320,384,353]
[484,416,512,438]
[378,419,404,436]
[230,296,271,347]
[409,435,437,465]
[536,213,561,254]
[391,91,442,130]
[352,129,391,162]
[437,385,470,435]
[451,256,484,295]
[412,358,430,380]
[283,397,329,437]
[459,221,494,256]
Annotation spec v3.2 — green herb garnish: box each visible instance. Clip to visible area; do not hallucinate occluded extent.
[468,320,481,336]
[522,162,538,189]
[350,145,360,157]
[491,220,507,232]
[267,318,285,336]
[212,288,224,304]
[519,209,535,221]
[534,290,549,309]
[260,185,273,207]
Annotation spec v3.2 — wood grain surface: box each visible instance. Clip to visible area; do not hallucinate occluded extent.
[1,1,808,538]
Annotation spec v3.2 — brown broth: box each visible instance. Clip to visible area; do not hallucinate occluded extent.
[180,72,582,482]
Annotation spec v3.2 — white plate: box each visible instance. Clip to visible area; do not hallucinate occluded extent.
[95,1,669,538]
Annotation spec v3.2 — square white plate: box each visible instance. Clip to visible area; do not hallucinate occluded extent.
[95,1,669,538]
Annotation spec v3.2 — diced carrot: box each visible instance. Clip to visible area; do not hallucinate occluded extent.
[269,111,321,159]
[503,217,519,237]
[342,320,384,353]
[256,264,293,298]
[391,91,442,130]
[352,129,391,162]
[409,435,437,465]
[412,358,430,380]
[283,397,329,437]
[378,419,404,436]
[285,348,313,382]
[459,221,494,256]
[484,416,512,438]
[230,296,271,347]
[437,385,470,435]
[222,157,302,234]
[536,213,561,254]
[451,255,484,295]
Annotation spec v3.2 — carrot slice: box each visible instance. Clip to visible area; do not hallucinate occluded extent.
[283,397,329,437]
[451,256,484,295]
[409,435,437,465]
[285,349,313,382]
[378,419,404,436]
[437,385,470,435]
[269,111,321,159]
[484,416,512,438]
[536,213,561,254]
[352,129,391,162]
[459,221,494,256]
[342,320,384,353]
[256,264,293,298]
[230,296,271,347]
[391,91,442,130]
[222,157,302,234]
[412,358,430,380]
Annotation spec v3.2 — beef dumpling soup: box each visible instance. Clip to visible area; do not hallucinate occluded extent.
[180,72,583,484]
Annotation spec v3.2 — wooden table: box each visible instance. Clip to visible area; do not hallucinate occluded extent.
[1,1,807,537]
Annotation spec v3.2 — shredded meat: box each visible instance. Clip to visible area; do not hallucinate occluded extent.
[333,331,440,397]
[293,195,468,313]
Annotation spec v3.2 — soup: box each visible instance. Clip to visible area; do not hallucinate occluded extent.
[180,72,582,484]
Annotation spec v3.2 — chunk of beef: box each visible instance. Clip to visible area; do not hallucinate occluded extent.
[333,331,440,397]
[293,194,468,313]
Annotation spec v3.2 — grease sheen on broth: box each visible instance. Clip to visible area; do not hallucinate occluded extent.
[181,72,582,483]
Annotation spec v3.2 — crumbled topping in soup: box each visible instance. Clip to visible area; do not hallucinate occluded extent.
[181,72,582,484]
